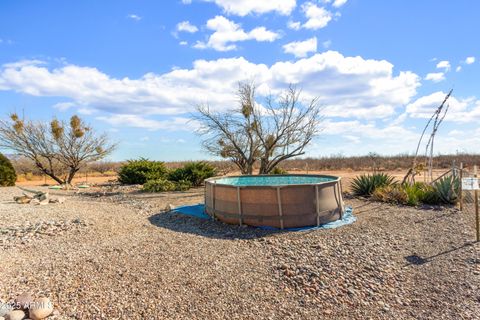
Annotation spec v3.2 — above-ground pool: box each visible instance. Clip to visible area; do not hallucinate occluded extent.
[205,174,344,229]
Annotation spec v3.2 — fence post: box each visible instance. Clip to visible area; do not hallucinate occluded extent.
[475,165,479,242]
[459,162,463,211]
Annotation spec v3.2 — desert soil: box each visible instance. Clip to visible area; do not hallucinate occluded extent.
[15,169,446,190]
[0,184,479,319]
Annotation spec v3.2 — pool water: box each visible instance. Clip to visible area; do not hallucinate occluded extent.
[213,175,336,187]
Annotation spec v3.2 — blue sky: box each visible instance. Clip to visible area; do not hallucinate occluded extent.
[0,0,479,161]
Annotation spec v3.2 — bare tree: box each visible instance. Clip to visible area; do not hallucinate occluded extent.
[254,85,322,174]
[195,84,261,174]
[0,113,116,185]
[194,83,322,174]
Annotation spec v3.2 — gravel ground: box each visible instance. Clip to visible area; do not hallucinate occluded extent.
[0,185,479,319]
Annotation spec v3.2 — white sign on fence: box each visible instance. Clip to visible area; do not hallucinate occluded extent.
[462,178,480,191]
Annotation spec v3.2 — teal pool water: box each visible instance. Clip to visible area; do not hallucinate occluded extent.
[213,175,336,186]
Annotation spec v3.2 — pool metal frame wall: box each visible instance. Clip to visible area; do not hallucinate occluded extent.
[204,174,344,229]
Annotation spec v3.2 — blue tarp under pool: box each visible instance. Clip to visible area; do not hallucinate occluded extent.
[172,204,356,231]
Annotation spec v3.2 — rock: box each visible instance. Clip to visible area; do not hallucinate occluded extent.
[48,197,65,204]
[36,192,49,202]
[29,297,53,320]
[5,310,26,320]
[15,292,34,310]
[164,204,174,212]
[14,196,31,204]
[0,301,13,317]
[30,199,40,205]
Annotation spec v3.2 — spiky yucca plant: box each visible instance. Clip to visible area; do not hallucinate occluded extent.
[433,175,460,204]
[351,173,395,197]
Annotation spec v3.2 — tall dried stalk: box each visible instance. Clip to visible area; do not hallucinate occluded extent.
[402,89,452,184]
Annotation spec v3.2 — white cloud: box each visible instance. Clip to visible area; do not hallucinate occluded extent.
[287,21,301,30]
[269,51,420,119]
[332,0,348,8]
[322,40,332,48]
[424,72,445,82]
[202,0,296,16]
[176,21,198,33]
[436,60,451,71]
[194,16,280,51]
[465,56,475,64]
[182,0,192,4]
[320,119,419,153]
[283,37,317,58]
[301,2,332,30]
[78,107,96,115]
[456,66,462,72]
[179,41,188,46]
[0,51,420,125]
[53,102,75,111]
[127,14,142,21]
[406,91,480,123]
[96,115,198,131]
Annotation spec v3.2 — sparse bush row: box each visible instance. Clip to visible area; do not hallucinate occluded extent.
[119,159,216,193]
[352,173,459,206]
[280,154,480,171]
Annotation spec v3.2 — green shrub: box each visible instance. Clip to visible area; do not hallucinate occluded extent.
[269,167,288,175]
[418,184,441,205]
[168,161,216,187]
[118,158,167,185]
[403,182,429,206]
[175,179,193,191]
[433,175,460,204]
[143,179,175,192]
[143,179,192,192]
[0,153,16,186]
[373,182,445,206]
[351,173,395,196]
[372,185,407,204]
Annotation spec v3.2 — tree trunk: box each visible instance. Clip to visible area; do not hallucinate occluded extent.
[258,157,270,174]
[41,169,65,185]
[66,167,79,185]
[36,161,65,185]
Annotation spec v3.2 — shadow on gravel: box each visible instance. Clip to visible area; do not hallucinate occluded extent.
[404,242,475,267]
[148,210,281,240]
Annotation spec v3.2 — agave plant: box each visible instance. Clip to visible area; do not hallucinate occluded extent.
[351,173,395,197]
[433,175,460,204]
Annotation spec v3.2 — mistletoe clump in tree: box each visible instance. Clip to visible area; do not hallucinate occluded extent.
[0,113,116,185]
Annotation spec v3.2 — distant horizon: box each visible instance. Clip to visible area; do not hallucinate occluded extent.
[3,149,480,164]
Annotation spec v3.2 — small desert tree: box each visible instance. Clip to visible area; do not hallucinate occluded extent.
[195,83,322,174]
[0,152,16,186]
[0,114,116,185]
